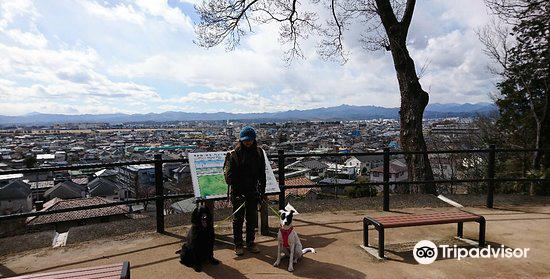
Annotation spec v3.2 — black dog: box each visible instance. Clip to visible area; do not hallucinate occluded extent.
[179,205,219,272]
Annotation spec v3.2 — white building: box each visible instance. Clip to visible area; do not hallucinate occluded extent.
[344,154,384,175]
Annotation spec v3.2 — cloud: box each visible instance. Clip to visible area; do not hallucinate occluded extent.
[0,101,129,116]
[176,91,249,103]
[3,28,47,48]
[135,0,193,31]
[0,0,498,116]
[110,24,286,92]
[0,42,161,113]
[0,0,39,27]
[410,29,495,103]
[0,0,46,48]
[165,91,291,113]
[79,0,145,25]
[79,0,193,32]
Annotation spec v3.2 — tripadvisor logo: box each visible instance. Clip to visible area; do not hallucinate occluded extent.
[413,240,438,264]
[413,240,530,264]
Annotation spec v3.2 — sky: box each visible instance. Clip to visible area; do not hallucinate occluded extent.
[0,0,499,116]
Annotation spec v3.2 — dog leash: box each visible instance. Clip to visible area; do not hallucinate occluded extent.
[264,201,281,218]
[212,200,281,228]
[213,201,246,228]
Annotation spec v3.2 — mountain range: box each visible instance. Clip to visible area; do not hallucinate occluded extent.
[0,103,497,126]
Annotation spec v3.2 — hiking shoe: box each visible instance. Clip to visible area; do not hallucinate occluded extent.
[235,246,244,256]
[247,244,260,254]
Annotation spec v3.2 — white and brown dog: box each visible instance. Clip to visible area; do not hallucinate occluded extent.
[273,204,315,272]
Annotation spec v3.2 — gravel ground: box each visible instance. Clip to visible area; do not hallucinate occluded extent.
[1,194,548,257]
[4,204,550,279]
[0,230,53,257]
[285,193,550,213]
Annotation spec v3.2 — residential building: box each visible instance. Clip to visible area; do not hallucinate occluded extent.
[116,164,155,197]
[0,180,33,215]
[26,197,130,230]
[88,177,128,201]
[345,154,383,175]
[44,180,86,200]
[369,159,408,192]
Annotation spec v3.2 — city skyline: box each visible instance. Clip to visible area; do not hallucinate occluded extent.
[0,102,495,125]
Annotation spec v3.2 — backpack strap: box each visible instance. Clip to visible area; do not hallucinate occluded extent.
[223,149,237,194]
[256,147,264,161]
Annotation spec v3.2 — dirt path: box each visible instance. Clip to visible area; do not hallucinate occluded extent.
[2,205,550,279]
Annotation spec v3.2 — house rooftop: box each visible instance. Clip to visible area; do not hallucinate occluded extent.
[125,164,154,171]
[44,180,86,200]
[26,197,129,226]
[36,154,55,160]
[0,173,23,181]
[0,180,31,200]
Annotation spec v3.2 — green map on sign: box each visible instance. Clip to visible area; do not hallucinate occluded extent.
[189,151,278,200]
[198,174,228,197]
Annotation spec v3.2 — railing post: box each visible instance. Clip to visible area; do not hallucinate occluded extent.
[383,147,390,212]
[205,200,214,223]
[486,144,496,208]
[154,154,165,233]
[260,201,269,236]
[278,149,286,210]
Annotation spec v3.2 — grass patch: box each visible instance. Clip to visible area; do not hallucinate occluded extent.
[198,174,228,197]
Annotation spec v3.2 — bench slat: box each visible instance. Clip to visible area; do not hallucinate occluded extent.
[362,211,486,259]
[8,263,124,279]
[369,211,481,228]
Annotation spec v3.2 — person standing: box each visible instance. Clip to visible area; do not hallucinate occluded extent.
[223,126,266,256]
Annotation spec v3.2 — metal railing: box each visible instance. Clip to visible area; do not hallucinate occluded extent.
[271,145,548,211]
[0,146,548,236]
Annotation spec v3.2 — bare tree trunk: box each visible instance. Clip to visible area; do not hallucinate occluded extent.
[539,91,550,193]
[528,81,549,194]
[540,89,550,169]
[376,0,436,194]
[397,60,436,194]
[533,121,542,168]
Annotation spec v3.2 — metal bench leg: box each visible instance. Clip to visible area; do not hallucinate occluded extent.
[363,219,369,247]
[378,228,385,258]
[457,222,463,238]
[121,261,130,279]
[478,217,486,247]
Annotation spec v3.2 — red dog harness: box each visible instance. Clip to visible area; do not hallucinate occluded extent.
[280,227,294,248]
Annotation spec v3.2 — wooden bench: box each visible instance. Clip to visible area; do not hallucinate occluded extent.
[7,262,130,279]
[363,211,486,258]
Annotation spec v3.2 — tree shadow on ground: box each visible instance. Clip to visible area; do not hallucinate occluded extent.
[214,229,366,279]
[12,240,181,276]
[161,231,186,240]
[0,264,17,278]
[279,217,365,239]
[492,207,550,216]
[202,261,249,279]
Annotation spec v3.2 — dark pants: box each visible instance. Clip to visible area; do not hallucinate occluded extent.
[232,193,258,247]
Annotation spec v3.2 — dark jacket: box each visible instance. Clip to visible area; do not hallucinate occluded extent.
[223,141,267,196]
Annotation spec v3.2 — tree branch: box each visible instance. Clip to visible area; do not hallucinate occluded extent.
[401,0,415,32]
[374,0,398,33]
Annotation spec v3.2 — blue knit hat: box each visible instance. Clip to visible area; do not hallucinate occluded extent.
[239,126,256,141]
